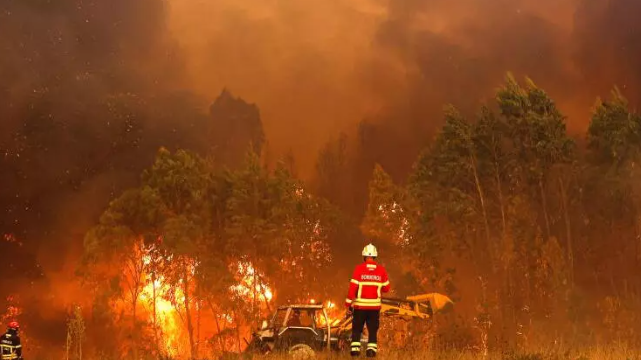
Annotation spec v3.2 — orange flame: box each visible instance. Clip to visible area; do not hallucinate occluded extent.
[131,256,273,358]
[230,261,273,303]
[139,273,184,357]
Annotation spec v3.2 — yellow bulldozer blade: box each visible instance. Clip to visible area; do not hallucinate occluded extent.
[377,292,454,321]
[406,293,454,313]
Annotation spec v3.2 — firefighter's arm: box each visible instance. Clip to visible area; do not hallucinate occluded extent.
[381,269,390,293]
[345,268,359,308]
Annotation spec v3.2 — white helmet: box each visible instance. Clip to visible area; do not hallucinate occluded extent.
[362,243,378,258]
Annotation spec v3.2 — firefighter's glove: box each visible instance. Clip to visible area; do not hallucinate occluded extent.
[346,307,354,318]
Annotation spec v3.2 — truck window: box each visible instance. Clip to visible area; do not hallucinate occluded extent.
[272,309,288,328]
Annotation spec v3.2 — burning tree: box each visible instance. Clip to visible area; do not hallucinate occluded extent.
[82,147,340,359]
[66,306,85,360]
[83,186,166,359]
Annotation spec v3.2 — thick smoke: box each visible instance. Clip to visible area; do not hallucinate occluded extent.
[0,0,200,323]
[167,0,641,176]
[1,0,641,340]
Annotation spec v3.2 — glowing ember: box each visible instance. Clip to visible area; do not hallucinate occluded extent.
[3,234,21,246]
[378,202,411,246]
[1,296,21,323]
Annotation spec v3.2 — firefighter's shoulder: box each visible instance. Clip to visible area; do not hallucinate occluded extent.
[0,334,13,345]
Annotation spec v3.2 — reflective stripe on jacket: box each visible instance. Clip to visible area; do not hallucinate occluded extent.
[345,259,390,310]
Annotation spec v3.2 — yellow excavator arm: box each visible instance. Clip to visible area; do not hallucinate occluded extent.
[380,292,453,320]
[333,293,453,334]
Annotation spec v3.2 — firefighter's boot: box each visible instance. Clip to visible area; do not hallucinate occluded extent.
[350,342,361,357]
[366,343,377,357]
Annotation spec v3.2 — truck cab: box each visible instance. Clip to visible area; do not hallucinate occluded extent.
[247,304,331,358]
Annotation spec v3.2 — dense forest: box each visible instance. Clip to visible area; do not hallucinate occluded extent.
[57,75,641,359]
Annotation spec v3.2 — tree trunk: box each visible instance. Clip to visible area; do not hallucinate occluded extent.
[132,286,139,360]
[539,177,551,239]
[66,327,71,360]
[494,166,508,241]
[234,310,242,353]
[471,155,491,247]
[257,273,273,313]
[253,268,258,316]
[183,265,196,360]
[492,152,513,341]
[152,270,159,354]
[196,298,201,357]
[208,300,226,353]
[558,177,574,286]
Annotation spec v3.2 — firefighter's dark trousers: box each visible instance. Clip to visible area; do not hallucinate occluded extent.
[350,309,380,356]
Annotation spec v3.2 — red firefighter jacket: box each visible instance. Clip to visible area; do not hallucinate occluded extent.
[345,259,390,310]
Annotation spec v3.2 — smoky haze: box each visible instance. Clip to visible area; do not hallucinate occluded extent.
[168,0,641,173]
[1,0,641,341]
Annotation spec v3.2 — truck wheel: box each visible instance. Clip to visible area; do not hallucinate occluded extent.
[288,343,315,359]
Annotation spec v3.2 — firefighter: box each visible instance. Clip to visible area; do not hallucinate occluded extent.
[0,321,22,360]
[345,243,390,358]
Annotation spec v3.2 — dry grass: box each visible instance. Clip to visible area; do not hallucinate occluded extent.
[260,347,641,360]
[37,347,641,360]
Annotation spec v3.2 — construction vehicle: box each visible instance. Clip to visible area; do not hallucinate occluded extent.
[241,293,453,359]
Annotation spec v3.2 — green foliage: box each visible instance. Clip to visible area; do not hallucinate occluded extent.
[497,75,574,183]
[361,164,407,244]
[588,87,641,167]
[142,147,213,215]
[398,74,579,347]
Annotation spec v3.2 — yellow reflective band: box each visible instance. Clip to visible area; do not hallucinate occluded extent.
[345,298,353,304]
[353,302,382,307]
[354,300,382,305]
[382,281,389,286]
[358,281,384,286]
[351,342,361,346]
[367,343,378,348]
[354,298,381,303]
[350,279,359,284]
